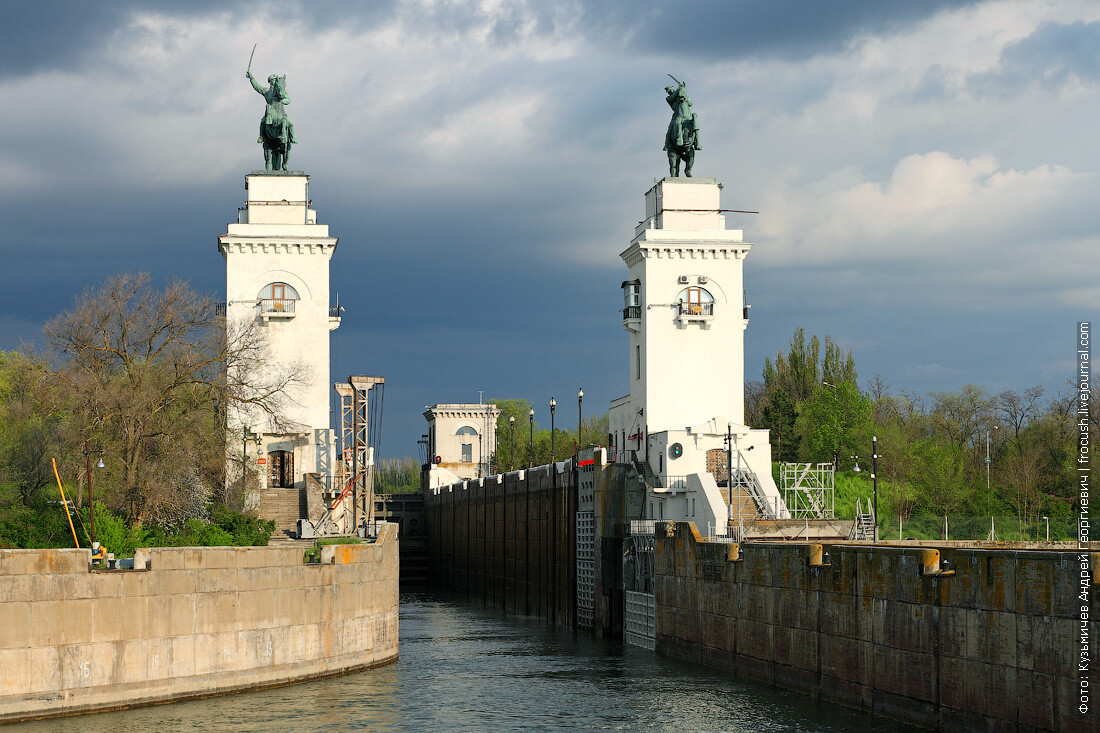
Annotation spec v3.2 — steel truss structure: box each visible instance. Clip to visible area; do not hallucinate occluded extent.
[781,462,835,519]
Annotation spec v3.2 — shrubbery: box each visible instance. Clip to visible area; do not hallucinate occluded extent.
[0,499,274,557]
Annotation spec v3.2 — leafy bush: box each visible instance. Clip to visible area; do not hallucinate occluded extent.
[0,499,75,549]
[80,501,149,558]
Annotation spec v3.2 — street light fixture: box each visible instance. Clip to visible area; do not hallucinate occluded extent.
[82,441,104,546]
[1042,515,1050,542]
[822,381,840,470]
[985,425,998,491]
[871,436,880,543]
[577,388,583,457]
[528,408,534,469]
[509,415,516,471]
[550,397,557,464]
[850,455,861,473]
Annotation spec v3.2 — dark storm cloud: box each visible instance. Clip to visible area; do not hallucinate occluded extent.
[0,0,399,78]
[571,0,986,60]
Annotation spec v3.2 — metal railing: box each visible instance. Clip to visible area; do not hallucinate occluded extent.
[677,302,713,317]
[659,475,690,491]
[328,304,342,318]
[215,302,227,316]
[258,298,296,314]
[622,305,641,320]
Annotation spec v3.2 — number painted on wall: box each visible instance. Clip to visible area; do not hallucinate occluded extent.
[151,654,159,671]
[266,640,273,657]
[79,661,90,678]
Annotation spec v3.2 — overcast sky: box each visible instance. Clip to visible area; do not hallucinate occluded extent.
[1,1,1096,459]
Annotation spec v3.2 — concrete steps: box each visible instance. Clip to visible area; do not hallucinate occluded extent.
[259,488,302,542]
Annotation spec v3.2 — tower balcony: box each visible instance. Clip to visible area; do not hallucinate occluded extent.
[676,301,714,326]
[621,305,641,333]
[258,298,297,320]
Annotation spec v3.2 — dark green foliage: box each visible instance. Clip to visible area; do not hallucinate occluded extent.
[758,328,1090,528]
[375,457,421,494]
[0,499,272,556]
[491,397,609,470]
[761,388,798,462]
[0,499,77,549]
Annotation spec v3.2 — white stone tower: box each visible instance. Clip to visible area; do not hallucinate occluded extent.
[218,171,340,496]
[609,177,787,530]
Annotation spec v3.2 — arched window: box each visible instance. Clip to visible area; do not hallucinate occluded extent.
[676,286,714,317]
[257,282,300,315]
[456,426,478,436]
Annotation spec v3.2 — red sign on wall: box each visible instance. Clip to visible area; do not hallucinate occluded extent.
[257,458,267,465]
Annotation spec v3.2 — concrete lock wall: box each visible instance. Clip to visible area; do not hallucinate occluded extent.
[0,525,399,724]
[423,465,577,627]
[653,522,1098,733]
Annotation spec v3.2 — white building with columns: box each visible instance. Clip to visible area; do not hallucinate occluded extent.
[608,177,788,533]
[423,403,501,487]
[218,171,340,498]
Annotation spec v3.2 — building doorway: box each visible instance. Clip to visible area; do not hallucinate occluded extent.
[269,450,294,488]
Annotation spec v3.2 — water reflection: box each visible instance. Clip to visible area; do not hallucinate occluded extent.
[8,593,918,732]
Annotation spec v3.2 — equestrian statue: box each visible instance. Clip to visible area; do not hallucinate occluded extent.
[246,47,296,171]
[663,75,701,177]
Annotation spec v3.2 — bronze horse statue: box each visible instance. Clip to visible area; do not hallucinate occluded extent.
[663,80,701,177]
[247,71,296,171]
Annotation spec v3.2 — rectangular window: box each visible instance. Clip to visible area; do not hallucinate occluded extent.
[635,345,641,380]
[461,444,472,462]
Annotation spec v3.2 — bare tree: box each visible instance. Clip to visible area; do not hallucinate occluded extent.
[42,273,304,523]
[998,386,1045,448]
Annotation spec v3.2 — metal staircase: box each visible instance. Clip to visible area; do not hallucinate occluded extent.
[850,498,876,541]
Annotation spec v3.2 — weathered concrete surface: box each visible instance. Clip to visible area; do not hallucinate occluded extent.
[423,465,577,628]
[422,459,645,636]
[0,525,398,723]
[654,522,1098,732]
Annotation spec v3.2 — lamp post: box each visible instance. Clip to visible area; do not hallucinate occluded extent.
[1042,515,1050,542]
[577,388,583,457]
[242,426,260,498]
[509,415,515,471]
[550,397,556,464]
[822,381,840,470]
[528,408,534,469]
[985,425,998,490]
[82,441,104,546]
[871,436,879,543]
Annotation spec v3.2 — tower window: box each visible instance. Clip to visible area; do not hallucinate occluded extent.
[676,286,714,317]
[456,426,478,436]
[258,282,300,315]
[621,279,641,321]
[461,444,473,462]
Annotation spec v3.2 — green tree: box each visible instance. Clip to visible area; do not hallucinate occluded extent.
[41,273,296,525]
[489,398,608,471]
[795,381,872,468]
[908,438,971,518]
[0,352,64,506]
[761,388,799,462]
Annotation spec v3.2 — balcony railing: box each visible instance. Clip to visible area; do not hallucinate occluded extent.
[622,305,641,321]
[328,305,342,318]
[215,302,227,316]
[677,302,713,317]
[258,298,296,316]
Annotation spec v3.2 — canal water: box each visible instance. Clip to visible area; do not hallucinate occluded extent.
[11,593,920,732]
